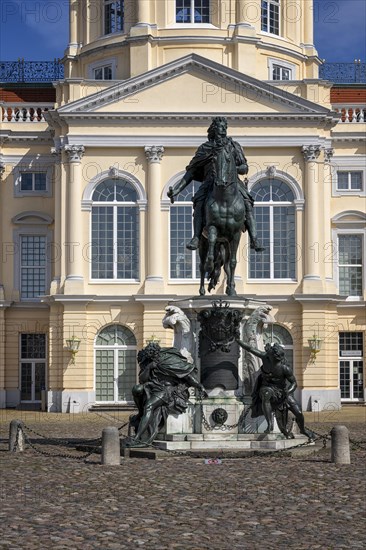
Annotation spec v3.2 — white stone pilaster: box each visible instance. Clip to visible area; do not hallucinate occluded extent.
[301,145,324,292]
[63,145,85,293]
[145,146,164,290]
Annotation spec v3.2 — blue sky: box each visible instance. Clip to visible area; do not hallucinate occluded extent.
[0,0,365,62]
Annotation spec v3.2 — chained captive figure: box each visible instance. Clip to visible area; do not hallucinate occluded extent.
[167,117,264,252]
[237,339,314,439]
[127,343,207,447]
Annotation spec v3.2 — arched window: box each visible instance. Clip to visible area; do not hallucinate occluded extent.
[91,179,139,280]
[263,324,294,369]
[95,324,137,403]
[249,179,296,280]
[170,180,200,279]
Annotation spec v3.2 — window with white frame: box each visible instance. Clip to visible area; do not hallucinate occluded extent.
[95,324,136,403]
[272,64,290,80]
[339,332,364,401]
[249,179,296,280]
[104,0,124,34]
[20,334,46,402]
[337,171,363,192]
[268,58,295,81]
[20,235,47,299]
[170,180,200,279]
[88,58,116,80]
[93,65,113,80]
[261,0,280,34]
[91,179,139,280]
[176,0,210,23]
[338,235,363,296]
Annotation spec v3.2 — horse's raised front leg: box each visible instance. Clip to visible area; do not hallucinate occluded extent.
[204,225,217,275]
[225,231,241,296]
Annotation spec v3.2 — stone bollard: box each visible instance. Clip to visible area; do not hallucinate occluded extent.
[9,420,25,452]
[101,427,120,465]
[331,425,351,464]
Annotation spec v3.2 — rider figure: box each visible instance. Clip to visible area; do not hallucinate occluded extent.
[167,117,264,252]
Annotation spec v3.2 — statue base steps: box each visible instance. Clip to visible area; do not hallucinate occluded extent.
[153,434,313,451]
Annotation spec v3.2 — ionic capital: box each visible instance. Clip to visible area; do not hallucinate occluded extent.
[0,162,5,180]
[63,144,85,163]
[145,146,164,164]
[301,145,321,162]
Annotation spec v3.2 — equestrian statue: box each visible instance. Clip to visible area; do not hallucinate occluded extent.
[168,117,263,296]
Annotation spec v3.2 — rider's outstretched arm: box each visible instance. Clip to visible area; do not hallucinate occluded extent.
[168,170,194,202]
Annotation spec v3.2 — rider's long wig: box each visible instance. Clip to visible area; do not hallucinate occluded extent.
[208,116,227,141]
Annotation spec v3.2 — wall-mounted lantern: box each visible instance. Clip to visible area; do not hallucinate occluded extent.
[308,334,322,364]
[65,335,81,364]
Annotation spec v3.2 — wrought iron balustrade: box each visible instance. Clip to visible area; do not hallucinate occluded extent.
[320,62,366,84]
[0,60,64,83]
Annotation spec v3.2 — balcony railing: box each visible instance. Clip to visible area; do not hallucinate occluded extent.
[320,62,366,84]
[0,60,64,83]
[1,103,54,122]
[333,104,366,123]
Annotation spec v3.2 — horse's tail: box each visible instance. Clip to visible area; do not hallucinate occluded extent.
[207,242,226,292]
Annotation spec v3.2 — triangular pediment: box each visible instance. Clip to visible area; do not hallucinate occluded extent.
[57,54,333,119]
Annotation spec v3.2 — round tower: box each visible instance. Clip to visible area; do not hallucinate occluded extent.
[64,0,320,82]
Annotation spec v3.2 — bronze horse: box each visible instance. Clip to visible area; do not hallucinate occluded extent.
[168,117,258,296]
[198,142,246,296]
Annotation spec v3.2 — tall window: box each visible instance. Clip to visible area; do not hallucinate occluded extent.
[20,236,47,299]
[176,0,210,23]
[104,0,124,34]
[170,180,200,279]
[20,334,46,402]
[91,179,139,280]
[339,332,364,401]
[249,179,296,279]
[261,0,280,35]
[95,325,136,403]
[338,235,363,296]
[263,324,294,369]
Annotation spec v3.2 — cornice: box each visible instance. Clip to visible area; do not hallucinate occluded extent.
[256,40,308,62]
[331,132,366,143]
[65,134,332,149]
[337,301,366,308]
[0,130,53,144]
[0,301,13,308]
[293,294,347,304]
[0,154,56,165]
[58,112,336,123]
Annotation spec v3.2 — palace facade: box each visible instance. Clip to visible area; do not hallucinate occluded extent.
[0,0,365,412]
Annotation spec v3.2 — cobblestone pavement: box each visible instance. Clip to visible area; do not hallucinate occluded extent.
[0,408,365,550]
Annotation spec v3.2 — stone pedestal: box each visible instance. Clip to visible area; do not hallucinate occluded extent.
[155,296,288,450]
